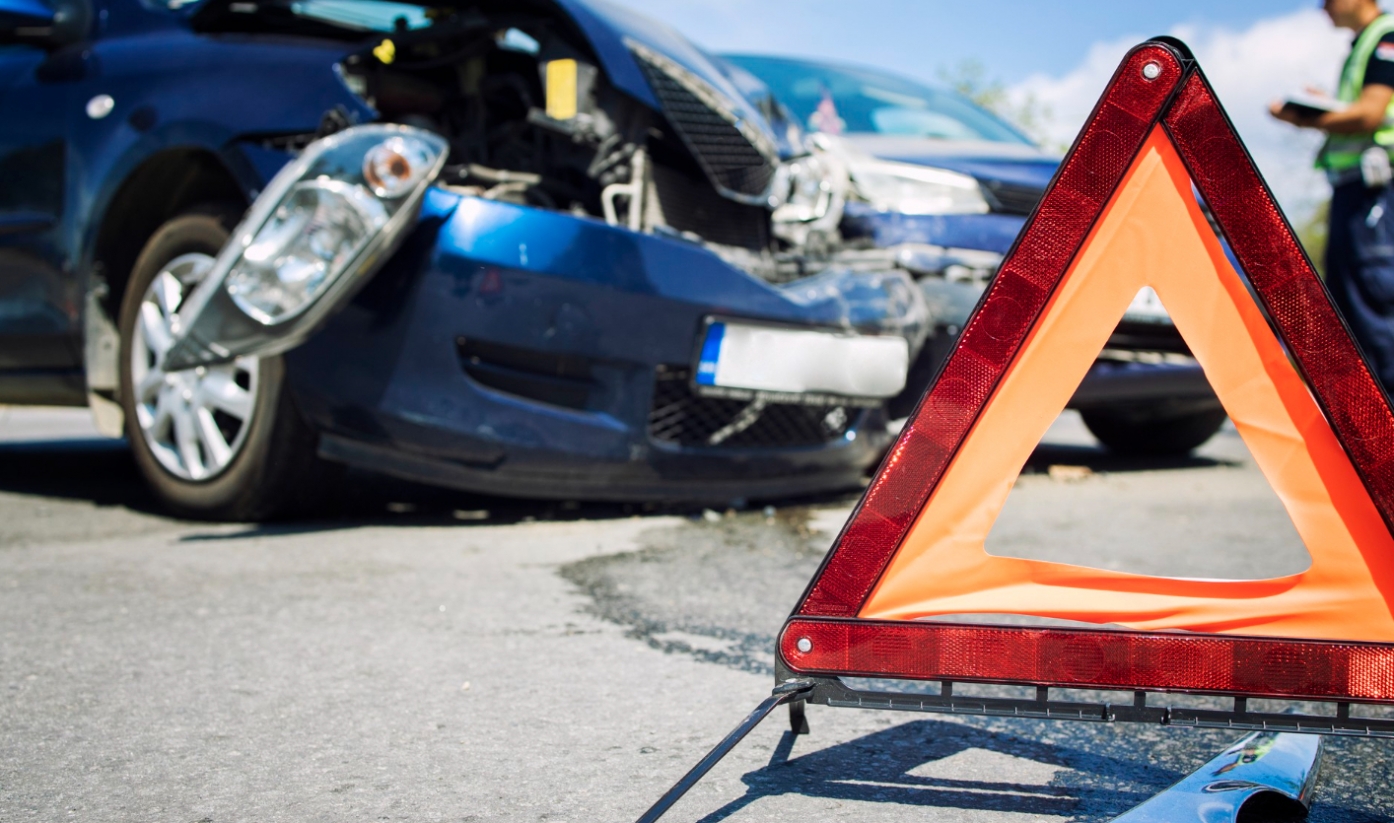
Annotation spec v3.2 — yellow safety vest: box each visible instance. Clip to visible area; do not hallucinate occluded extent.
[1318,14,1394,171]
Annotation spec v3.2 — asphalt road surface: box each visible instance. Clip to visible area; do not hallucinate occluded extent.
[1,407,1392,822]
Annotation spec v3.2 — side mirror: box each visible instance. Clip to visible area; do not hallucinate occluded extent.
[0,0,91,46]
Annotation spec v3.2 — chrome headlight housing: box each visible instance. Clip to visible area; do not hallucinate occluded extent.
[163,124,448,370]
[849,160,989,215]
[226,179,388,323]
[771,136,850,246]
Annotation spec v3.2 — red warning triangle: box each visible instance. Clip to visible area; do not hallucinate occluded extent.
[780,40,1394,702]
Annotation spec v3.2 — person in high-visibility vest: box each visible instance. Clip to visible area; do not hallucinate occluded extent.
[1271,0,1394,393]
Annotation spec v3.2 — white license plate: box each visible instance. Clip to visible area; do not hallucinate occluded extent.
[694,320,909,399]
[1123,286,1171,323]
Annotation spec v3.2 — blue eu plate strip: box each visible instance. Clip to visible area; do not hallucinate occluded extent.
[696,323,724,385]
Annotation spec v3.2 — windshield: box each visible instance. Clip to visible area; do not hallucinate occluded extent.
[284,0,431,31]
[723,55,1031,145]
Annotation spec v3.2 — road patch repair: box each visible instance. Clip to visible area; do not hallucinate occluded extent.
[630,38,1394,822]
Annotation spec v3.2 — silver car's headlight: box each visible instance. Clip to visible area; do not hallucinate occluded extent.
[850,160,989,215]
[162,124,448,370]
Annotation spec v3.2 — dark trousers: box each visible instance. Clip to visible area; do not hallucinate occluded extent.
[1327,180,1394,393]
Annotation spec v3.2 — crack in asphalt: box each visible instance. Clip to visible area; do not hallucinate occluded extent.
[561,507,1394,823]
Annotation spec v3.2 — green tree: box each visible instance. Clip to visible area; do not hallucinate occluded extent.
[937,59,1063,153]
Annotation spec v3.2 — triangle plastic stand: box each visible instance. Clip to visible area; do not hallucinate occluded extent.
[632,38,1394,823]
[780,37,1394,708]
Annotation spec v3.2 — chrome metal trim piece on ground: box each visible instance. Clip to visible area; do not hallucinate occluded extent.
[632,675,1335,823]
[1108,731,1322,822]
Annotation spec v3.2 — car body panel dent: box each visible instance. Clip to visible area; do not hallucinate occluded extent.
[436,193,927,363]
[435,193,892,331]
[284,191,895,496]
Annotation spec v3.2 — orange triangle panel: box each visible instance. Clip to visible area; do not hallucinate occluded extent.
[781,42,1394,703]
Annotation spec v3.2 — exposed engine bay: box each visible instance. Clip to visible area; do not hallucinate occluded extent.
[345,20,859,282]
[199,0,876,285]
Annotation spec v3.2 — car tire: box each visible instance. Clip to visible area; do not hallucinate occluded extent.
[1080,406,1228,456]
[117,205,338,520]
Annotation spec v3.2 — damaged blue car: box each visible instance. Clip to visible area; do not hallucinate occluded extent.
[0,0,931,518]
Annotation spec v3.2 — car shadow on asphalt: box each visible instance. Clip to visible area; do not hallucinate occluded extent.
[0,435,1233,536]
[175,484,868,541]
[0,437,711,534]
[688,718,1177,822]
[0,438,168,515]
[1022,442,1237,475]
[0,438,632,532]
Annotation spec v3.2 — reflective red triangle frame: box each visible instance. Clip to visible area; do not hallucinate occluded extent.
[780,40,1394,702]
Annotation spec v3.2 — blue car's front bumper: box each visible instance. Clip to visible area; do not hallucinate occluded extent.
[283,190,900,502]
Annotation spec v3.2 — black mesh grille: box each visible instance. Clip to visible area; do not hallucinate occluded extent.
[979,179,1045,216]
[648,367,856,449]
[649,162,771,251]
[633,50,776,200]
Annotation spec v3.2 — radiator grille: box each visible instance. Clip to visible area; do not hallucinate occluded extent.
[649,162,771,251]
[630,43,778,203]
[648,367,856,449]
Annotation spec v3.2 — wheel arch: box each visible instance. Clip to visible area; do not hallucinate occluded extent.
[84,147,251,433]
[91,147,249,319]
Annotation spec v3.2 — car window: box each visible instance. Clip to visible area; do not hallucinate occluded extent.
[724,55,1031,145]
[287,0,431,31]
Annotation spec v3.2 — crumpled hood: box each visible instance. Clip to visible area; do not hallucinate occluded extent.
[188,0,784,153]
[551,0,779,140]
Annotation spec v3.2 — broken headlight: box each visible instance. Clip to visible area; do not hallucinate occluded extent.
[162,125,448,370]
[771,138,849,247]
[849,159,988,215]
[227,179,387,323]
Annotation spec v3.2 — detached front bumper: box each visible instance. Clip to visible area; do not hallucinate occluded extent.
[283,189,919,502]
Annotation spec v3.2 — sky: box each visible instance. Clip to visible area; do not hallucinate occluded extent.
[604,0,1352,221]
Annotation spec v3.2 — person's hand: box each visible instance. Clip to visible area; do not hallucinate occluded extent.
[1269,99,1312,127]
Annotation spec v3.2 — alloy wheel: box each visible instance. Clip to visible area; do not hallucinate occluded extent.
[129,253,260,481]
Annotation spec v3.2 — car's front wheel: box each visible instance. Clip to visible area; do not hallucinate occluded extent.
[118,206,336,520]
[1080,405,1228,457]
